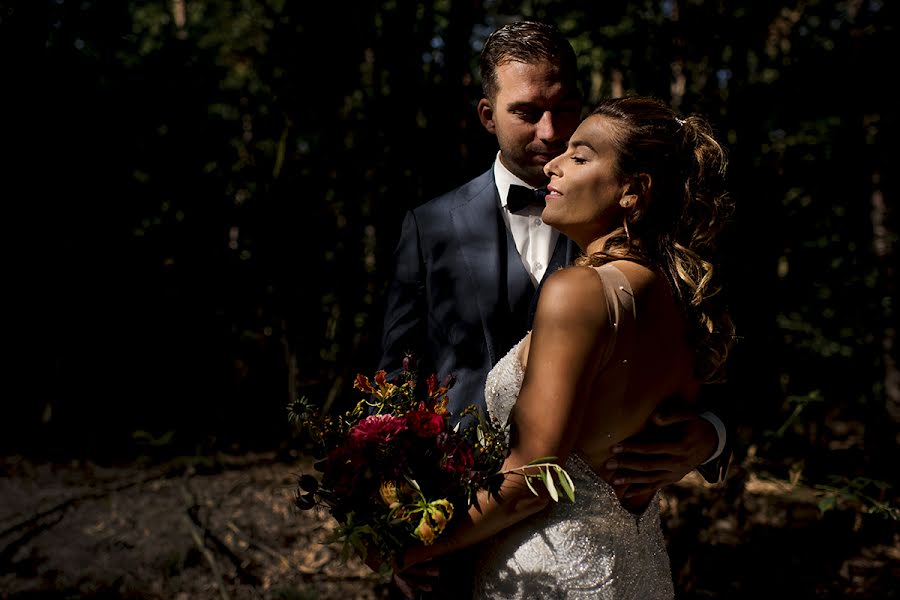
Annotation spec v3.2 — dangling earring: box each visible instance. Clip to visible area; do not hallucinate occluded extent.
[620,194,635,241]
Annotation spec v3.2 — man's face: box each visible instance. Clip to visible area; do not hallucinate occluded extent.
[478,60,583,187]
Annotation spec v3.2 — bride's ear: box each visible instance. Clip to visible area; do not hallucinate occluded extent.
[477,99,496,133]
[634,173,651,200]
[624,174,652,208]
[619,194,637,209]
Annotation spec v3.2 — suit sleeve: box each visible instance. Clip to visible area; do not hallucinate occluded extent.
[695,382,736,484]
[379,210,428,380]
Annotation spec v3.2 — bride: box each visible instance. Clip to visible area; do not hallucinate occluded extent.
[398,95,736,599]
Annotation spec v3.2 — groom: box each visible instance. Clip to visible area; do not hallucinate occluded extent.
[379,20,730,597]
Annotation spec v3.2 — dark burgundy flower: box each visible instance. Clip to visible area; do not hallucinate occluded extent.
[322,445,366,497]
[349,414,408,446]
[437,432,475,473]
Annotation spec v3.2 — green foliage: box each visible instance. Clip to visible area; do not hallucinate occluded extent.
[507,457,576,504]
[816,476,899,521]
[769,390,825,438]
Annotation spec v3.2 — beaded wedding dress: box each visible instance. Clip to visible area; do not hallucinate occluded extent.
[473,264,675,600]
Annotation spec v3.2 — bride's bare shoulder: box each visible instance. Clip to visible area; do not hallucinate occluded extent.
[541,265,607,301]
[535,266,610,327]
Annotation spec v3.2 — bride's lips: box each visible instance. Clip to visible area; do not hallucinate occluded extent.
[545,185,561,200]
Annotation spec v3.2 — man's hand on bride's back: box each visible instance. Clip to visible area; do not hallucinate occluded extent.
[604,409,718,498]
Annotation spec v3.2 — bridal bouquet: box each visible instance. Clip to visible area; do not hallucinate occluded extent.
[288,357,573,568]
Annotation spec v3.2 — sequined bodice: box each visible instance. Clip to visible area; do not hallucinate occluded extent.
[474,266,674,600]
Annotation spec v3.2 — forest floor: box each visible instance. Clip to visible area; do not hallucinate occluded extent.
[1,450,897,600]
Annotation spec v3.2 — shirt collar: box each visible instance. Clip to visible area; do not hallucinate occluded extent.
[493,151,534,209]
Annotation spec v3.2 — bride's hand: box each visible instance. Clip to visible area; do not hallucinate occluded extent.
[363,547,390,574]
[364,547,440,598]
[392,559,441,599]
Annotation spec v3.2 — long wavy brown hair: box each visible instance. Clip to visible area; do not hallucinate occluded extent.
[573,96,736,382]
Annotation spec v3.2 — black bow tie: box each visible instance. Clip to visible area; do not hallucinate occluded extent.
[507,185,548,213]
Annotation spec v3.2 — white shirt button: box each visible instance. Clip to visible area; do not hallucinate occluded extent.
[534,262,544,272]
[533,218,542,227]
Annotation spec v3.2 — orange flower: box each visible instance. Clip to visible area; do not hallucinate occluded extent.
[372,370,398,400]
[379,481,400,509]
[353,373,374,394]
[427,499,454,533]
[374,370,388,387]
[413,515,435,545]
[354,370,399,402]
[412,499,454,545]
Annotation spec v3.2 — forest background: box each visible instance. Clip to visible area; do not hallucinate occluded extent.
[2,0,898,598]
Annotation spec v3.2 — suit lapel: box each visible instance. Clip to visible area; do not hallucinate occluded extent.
[451,179,506,366]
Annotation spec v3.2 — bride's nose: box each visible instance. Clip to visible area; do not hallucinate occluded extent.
[544,156,560,178]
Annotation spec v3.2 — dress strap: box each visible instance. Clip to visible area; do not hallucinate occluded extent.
[592,263,637,370]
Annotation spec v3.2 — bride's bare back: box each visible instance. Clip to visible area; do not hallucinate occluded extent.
[517,260,699,512]
[474,259,679,598]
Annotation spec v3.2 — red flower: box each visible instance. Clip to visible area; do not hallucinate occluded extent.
[349,414,408,446]
[406,402,445,438]
[437,432,475,473]
[427,373,438,396]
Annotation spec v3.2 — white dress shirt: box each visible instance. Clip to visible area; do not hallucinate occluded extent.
[493,153,558,287]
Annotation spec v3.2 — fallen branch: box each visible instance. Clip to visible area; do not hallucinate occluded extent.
[184,512,231,600]
[0,465,172,544]
[179,483,262,587]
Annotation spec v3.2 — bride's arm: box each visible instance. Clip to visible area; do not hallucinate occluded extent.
[401,266,611,568]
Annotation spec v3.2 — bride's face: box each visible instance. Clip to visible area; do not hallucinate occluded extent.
[540,115,629,246]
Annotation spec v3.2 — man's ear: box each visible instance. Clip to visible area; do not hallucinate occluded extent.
[477,98,496,134]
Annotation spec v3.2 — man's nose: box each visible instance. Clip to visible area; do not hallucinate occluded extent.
[535,111,561,143]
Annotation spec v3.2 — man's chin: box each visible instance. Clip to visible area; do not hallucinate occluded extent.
[527,163,553,184]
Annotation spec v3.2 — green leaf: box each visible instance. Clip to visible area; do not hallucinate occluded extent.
[817,496,836,514]
[525,475,538,496]
[527,456,558,465]
[350,535,367,559]
[404,474,422,491]
[542,468,559,502]
[557,467,576,502]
